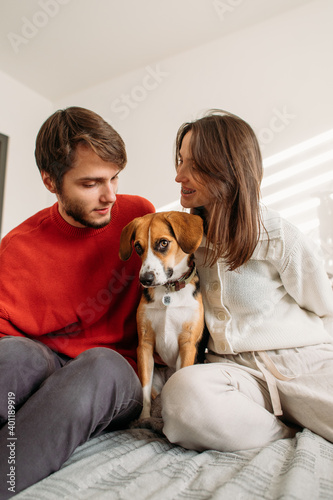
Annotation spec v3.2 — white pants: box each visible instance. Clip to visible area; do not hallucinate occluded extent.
[161,343,333,452]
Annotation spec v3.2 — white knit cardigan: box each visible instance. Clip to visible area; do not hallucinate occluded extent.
[195,206,333,355]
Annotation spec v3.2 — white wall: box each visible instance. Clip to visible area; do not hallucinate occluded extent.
[0,69,53,237]
[53,0,333,213]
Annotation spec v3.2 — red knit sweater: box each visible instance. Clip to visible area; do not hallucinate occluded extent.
[0,195,154,371]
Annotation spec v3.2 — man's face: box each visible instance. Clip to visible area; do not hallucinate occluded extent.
[43,143,121,229]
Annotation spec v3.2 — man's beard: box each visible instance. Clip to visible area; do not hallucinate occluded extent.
[58,194,111,229]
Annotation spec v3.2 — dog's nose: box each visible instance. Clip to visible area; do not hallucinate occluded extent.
[140,272,155,287]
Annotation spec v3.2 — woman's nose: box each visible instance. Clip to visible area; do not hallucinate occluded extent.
[175,164,187,183]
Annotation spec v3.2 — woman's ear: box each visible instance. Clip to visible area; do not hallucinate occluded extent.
[41,171,57,193]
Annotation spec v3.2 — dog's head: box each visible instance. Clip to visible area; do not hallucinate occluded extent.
[119,211,203,287]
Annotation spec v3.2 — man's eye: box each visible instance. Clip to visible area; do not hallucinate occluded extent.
[134,242,143,256]
[83,183,96,188]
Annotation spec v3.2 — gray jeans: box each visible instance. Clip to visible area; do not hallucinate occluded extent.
[0,336,143,499]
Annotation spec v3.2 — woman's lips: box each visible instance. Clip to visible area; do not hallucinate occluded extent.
[181,187,196,195]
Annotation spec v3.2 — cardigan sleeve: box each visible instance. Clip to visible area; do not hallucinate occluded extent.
[278,222,333,335]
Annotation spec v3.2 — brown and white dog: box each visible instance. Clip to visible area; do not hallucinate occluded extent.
[119,211,205,419]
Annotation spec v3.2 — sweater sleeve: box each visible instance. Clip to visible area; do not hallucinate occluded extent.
[0,314,26,338]
[279,222,333,335]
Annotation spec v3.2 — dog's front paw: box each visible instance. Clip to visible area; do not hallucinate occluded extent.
[129,395,164,434]
[140,408,151,420]
[128,407,152,430]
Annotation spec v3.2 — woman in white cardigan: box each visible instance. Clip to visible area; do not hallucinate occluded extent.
[161,109,333,452]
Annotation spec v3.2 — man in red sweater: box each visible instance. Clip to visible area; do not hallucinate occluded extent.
[0,107,154,497]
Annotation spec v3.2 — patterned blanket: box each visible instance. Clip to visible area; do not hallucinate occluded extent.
[14,427,333,499]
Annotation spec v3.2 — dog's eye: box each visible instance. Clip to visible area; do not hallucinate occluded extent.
[134,242,143,256]
[158,239,169,252]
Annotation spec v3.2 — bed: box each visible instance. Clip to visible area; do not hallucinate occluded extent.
[14,421,333,499]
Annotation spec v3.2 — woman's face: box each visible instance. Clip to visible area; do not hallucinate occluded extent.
[175,131,212,210]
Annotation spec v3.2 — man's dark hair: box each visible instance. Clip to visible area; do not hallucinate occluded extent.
[35,107,127,191]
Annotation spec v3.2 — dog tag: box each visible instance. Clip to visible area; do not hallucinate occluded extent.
[162,294,171,306]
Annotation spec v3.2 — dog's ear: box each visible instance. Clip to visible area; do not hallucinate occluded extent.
[165,212,203,254]
[119,218,139,261]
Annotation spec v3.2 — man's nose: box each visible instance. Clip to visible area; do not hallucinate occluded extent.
[100,183,117,203]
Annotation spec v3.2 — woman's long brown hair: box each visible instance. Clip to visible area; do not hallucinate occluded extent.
[175,110,264,271]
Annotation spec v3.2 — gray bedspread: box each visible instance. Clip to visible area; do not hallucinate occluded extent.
[14,427,333,499]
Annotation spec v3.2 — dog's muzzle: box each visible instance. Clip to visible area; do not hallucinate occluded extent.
[140,272,156,287]
[139,267,173,288]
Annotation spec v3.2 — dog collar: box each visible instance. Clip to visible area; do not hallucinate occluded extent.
[164,263,197,293]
